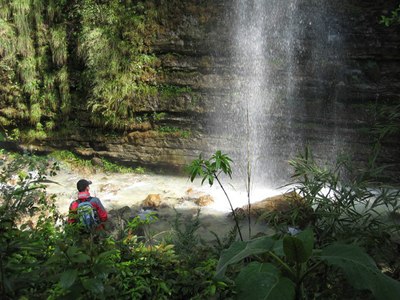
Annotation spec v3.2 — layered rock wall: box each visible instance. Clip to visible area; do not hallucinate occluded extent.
[22,0,399,179]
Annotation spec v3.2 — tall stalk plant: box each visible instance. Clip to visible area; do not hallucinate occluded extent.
[288,147,400,259]
[187,151,244,241]
[245,100,252,238]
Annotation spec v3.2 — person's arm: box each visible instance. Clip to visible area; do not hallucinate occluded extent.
[68,201,79,223]
[90,198,108,222]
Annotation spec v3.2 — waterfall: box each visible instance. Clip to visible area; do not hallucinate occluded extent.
[209,0,345,193]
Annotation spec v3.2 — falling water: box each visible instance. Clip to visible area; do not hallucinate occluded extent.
[209,0,345,194]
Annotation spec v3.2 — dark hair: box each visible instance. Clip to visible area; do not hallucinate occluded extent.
[77,179,92,192]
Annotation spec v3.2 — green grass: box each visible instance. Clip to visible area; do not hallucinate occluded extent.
[49,150,146,174]
[101,158,145,174]
[157,126,191,138]
[49,150,93,170]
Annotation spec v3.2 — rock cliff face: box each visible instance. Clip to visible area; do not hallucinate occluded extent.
[30,0,399,180]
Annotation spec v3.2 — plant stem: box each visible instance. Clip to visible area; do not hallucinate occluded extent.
[214,175,243,241]
[299,261,323,284]
[0,254,5,299]
[267,251,295,279]
[246,99,251,239]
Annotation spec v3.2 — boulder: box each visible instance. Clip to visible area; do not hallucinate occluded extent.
[142,194,162,208]
[242,191,313,228]
[91,157,104,167]
[242,191,304,216]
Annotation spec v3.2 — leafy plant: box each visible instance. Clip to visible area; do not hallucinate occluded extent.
[380,4,400,26]
[187,151,243,241]
[169,209,202,260]
[0,151,60,298]
[44,233,119,299]
[216,229,400,300]
[287,148,400,255]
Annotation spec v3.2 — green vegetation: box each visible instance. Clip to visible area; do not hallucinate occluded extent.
[0,0,71,131]
[159,85,193,100]
[1,147,399,299]
[157,126,191,138]
[101,158,145,174]
[380,4,400,26]
[79,0,161,130]
[216,229,400,300]
[0,151,233,299]
[187,151,243,241]
[186,149,400,299]
[49,150,145,174]
[49,150,93,170]
[0,0,194,136]
[1,1,400,298]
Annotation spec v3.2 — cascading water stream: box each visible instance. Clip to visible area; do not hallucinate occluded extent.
[209,0,346,198]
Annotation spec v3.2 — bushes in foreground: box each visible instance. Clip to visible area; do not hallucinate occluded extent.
[0,152,233,299]
[1,150,400,299]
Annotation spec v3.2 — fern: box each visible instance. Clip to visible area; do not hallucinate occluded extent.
[49,26,68,66]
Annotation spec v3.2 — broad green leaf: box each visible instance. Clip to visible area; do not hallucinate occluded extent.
[236,262,295,300]
[66,246,79,257]
[296,228,314,251]
[283,236,307,264]
[92,262,113,276]
[272,239,284,257]
[283,229,314,263]
[97,249,118,260]
[70,253,90,263]
[215,157,221,170]
[320,243,400,300]
[82,278,104,294]
[215,236,275,278]
[60,269,78,289]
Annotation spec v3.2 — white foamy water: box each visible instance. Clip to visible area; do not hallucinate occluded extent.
[46,168,284,215]
[45,168,285,240]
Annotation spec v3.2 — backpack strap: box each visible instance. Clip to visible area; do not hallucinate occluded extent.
[77,196,92,203]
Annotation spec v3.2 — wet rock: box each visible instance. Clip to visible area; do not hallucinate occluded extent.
[231,207,247,221]
[91,157,104,167]
[99,183,119,194]
[138,207,158,221]
[107,206,135,238]
[194,195,214,206]
[109,206,134,219]
[142,194,162,208]
[242,191,304,217]
[241,191,314,228]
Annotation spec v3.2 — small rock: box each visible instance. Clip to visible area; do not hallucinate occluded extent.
[138,208,158,221]
[91,157,104,167]
[194,195,214,206]
[142,194,162,208]
[99,183,119,194]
